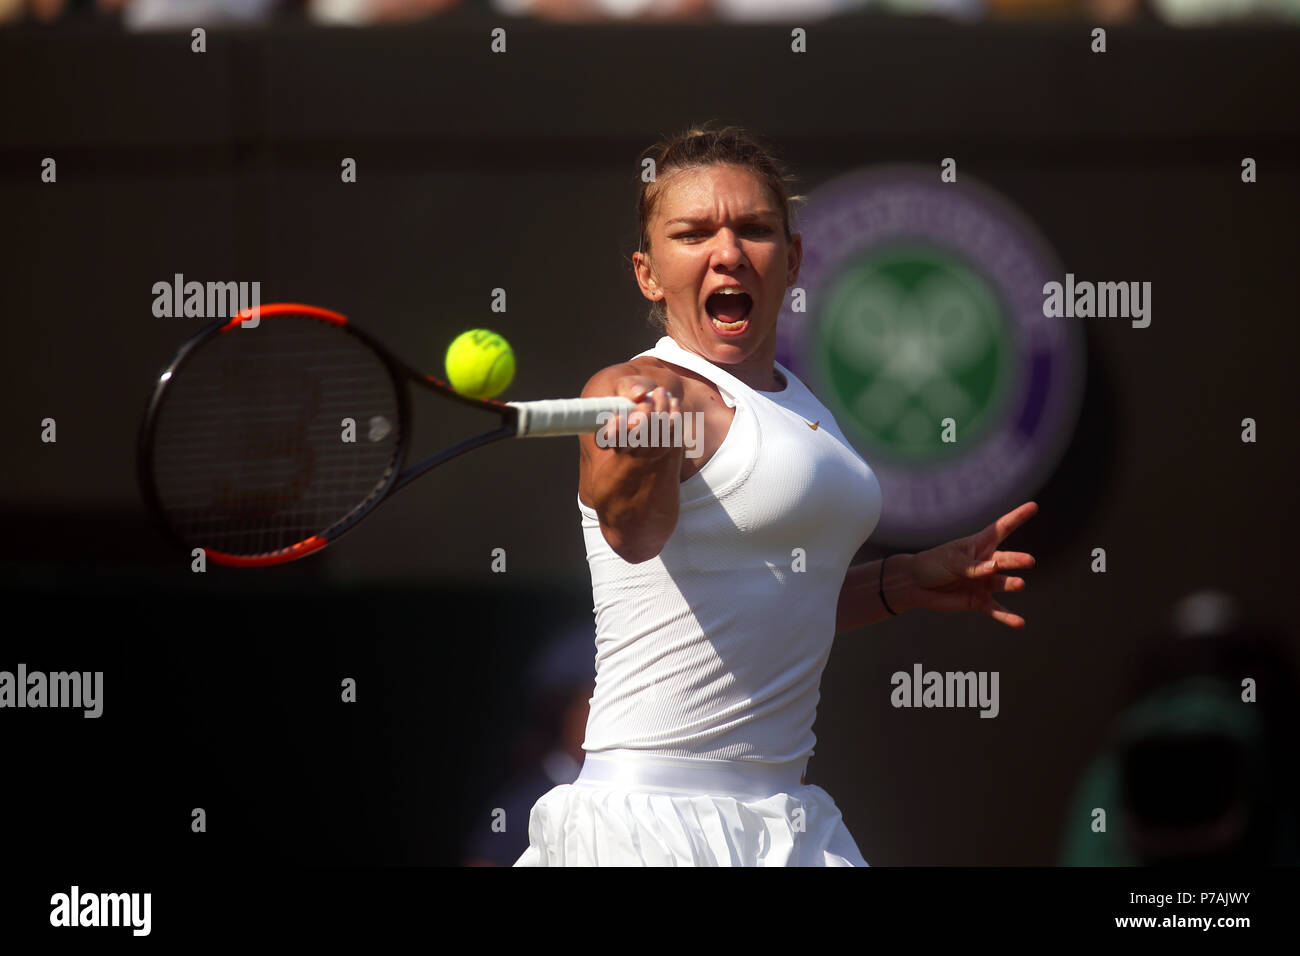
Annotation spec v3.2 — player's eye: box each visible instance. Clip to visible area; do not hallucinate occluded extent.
[674,226,771,241]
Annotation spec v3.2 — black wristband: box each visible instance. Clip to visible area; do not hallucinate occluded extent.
[880,554,899,616]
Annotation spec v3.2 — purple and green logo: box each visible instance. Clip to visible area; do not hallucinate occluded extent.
[777,166,1084,548]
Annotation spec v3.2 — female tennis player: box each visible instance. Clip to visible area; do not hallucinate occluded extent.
[514,124,1038,866]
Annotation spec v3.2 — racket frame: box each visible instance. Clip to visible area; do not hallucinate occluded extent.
[139,303,527,567]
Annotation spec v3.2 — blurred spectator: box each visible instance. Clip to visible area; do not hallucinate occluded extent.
[711,0,875,21]
[870,0,984,19]
[461,624,596,866]
[122,0,281,29]
[1150,0,1299,23]
[1083,0,1148,22]
[1,0,288,26]
[310,0,465,24]
[986,0,1083,17]
[488,0,711,21]
[1061,590,1300,866]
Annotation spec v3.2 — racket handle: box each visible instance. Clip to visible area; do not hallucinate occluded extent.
[509,397,638,437]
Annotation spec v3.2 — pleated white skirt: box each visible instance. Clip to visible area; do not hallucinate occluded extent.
[513,750,868,867]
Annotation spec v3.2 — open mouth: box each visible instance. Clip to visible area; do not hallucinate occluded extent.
[705,290,753,334]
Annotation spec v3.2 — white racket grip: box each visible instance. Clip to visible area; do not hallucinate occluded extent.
[508,397,638,437]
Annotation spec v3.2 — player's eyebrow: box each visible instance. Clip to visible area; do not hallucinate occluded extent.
[664,211,779,227]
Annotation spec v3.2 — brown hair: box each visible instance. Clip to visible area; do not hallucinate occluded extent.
[634,123,803,332]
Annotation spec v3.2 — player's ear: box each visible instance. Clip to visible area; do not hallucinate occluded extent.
[633,251,662,301]
[786,232,802,286]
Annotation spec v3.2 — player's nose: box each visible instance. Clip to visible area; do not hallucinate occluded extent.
[710,228,745,268]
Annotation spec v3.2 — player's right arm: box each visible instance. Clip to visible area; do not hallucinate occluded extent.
[577,360,686,564]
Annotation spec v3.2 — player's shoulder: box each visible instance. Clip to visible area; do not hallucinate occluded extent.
[580,355,686,398]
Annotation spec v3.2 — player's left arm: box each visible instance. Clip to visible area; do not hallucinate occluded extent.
[835,555,917,636]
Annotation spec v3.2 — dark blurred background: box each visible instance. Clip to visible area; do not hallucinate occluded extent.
[1,10,1297,866]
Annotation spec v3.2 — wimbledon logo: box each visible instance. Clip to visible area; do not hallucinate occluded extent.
[776,166,1084,548]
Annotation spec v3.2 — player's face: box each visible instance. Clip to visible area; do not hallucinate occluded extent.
[635,164,801,387]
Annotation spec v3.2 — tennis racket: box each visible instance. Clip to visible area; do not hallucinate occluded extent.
[138,302,635,567]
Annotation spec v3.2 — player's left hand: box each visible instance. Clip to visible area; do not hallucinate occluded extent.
[899,501,1038,628]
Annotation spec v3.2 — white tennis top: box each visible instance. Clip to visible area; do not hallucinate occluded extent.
[578,336,883,764]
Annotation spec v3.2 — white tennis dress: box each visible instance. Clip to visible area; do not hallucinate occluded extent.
[515,335,883,866]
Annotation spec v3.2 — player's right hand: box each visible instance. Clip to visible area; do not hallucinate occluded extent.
[602,376,683,460]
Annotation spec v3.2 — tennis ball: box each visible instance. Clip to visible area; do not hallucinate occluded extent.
[445,329,515,400]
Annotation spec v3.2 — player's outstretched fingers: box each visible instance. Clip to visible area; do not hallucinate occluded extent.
[989,599,1025,628]
[986,574,1025,593]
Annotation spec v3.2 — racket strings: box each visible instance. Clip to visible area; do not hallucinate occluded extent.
[150,317,403,558]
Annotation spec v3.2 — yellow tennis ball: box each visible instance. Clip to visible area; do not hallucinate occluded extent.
[445,329,515,400]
